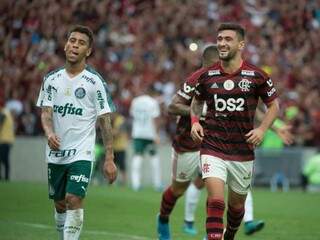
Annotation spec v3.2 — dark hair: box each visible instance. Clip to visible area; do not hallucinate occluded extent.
[217,23,245,40]
[202,44,219,67]
[67,25,94,47]
[202,44,218,60]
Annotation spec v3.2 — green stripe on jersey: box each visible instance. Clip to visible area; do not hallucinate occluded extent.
[85,65,116,112]
[42,67,64,90]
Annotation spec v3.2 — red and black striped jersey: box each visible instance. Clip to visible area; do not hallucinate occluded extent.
[193,61,278,161]
[172,67,208,153]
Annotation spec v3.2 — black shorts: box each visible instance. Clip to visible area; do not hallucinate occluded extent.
[114,151,126,171]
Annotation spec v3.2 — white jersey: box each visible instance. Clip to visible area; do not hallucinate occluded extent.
[36,66,115,164]
[130,95,160,140]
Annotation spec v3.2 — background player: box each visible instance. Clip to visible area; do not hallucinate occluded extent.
[37,25,117,240]
[130,86,162,191]
[191,23,280,240]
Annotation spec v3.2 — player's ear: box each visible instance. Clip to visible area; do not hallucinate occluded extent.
[86,47,92,57]
[239,40,245,51]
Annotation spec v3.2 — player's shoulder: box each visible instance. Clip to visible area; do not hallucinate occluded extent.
[242,61,269,80]
[186,62,220,84]
[84,65,105,82]
[43,67,64,82]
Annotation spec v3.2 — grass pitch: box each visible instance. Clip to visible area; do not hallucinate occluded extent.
[0,182,319,240]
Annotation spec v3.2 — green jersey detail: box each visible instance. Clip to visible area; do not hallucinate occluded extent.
[53,103,83,117]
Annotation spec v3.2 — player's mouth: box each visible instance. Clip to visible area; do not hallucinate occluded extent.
[69,51,79,57]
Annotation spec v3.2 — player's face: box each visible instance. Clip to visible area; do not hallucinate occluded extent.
[64,32,91,63]
[217,30,244,61]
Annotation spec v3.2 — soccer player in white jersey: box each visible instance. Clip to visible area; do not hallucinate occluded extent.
[130,86,162,191]
[36,25,117,240]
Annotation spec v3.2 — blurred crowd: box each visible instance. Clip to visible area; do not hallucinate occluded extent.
[1,0,320,147]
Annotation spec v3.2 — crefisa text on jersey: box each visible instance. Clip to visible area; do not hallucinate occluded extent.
[82,75,96,85]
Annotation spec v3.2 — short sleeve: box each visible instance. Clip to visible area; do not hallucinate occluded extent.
[177,67,206,101]
[151,100,160,118]
[36,77,54,108]
[257,75,278,104]
[95,79,116,116]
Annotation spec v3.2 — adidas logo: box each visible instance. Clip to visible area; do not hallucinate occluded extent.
[211,83,219,88]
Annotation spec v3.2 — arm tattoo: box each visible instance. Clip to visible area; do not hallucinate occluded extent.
[168,95,190,116]
[190,98,204,118]
[98,113,114,157]
[41,107,54,137]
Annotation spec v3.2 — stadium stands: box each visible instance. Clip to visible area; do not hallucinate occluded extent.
[1,0,319,147]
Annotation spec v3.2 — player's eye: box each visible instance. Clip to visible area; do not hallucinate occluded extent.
[79,40,86,46]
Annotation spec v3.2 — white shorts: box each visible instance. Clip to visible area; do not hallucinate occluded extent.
[201,154,253,195]
[172,149,201,182]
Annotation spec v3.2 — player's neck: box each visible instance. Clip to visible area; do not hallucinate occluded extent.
[221,54,243,74]
[65,60,86,78]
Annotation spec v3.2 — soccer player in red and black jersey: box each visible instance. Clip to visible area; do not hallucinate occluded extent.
[190,23,280,240]
[156,45,219,240]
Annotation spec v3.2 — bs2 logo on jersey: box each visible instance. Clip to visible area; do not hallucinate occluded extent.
[214,94,245,112]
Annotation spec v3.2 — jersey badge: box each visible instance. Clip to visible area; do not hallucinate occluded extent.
[238,78,251,92]
[223,79,234,91]
[64,87,72,96]
[75,87,86,99]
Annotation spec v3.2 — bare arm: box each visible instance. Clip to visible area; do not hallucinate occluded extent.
[41,107,60,150]
[190,97,205,144]
[98,113,114,158]
[256,106,293,145]
[246,99,280,146]
[98,113,117,183]
[167,94,191,116]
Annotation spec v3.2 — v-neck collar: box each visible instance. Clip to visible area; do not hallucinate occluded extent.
[219,60,245,76]
[64,67,86,81]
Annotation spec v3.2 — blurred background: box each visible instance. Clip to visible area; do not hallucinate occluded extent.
[1,0,320,189]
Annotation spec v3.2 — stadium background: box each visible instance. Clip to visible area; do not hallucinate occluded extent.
[1,0,320,240]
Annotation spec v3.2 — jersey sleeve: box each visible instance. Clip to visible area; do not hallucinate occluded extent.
[94,79,116,116]
[36,76,54,108]
[256,75,278,104]
[151,100,160,118]
[177,67,205,102]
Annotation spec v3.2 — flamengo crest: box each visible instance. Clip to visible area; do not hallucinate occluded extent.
[238,78,251,92]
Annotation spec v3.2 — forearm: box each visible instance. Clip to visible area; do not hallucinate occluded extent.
[190,97,204,118]
[41,107,54,137]
[98,113,114,161]
[258,100,279,132]
[168,103,190,116]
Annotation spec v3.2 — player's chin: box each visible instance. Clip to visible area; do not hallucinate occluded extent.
[66,55,80,63]
[219,53,230,60]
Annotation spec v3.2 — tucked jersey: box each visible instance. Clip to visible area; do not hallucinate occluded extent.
[194,61,278,161]
[36,66,115,164]
[173,68,207,153]
[130,95,160,140]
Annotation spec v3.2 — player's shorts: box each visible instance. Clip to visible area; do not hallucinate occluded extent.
[133,138,157,155]
[47,160,94,200]
[172,149,201,182]
[201,155,253,195]
[114,150,126,171]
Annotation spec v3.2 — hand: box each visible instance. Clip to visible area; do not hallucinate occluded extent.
[276,125,294,145]
[47,133,61,150]
[191,122,204,144]
[103,155,117,184]
[154,135,161,145]
[245,127,265,147]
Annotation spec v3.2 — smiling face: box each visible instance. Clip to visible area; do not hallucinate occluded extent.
[217,30,244,61]
[64,32,92,64]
